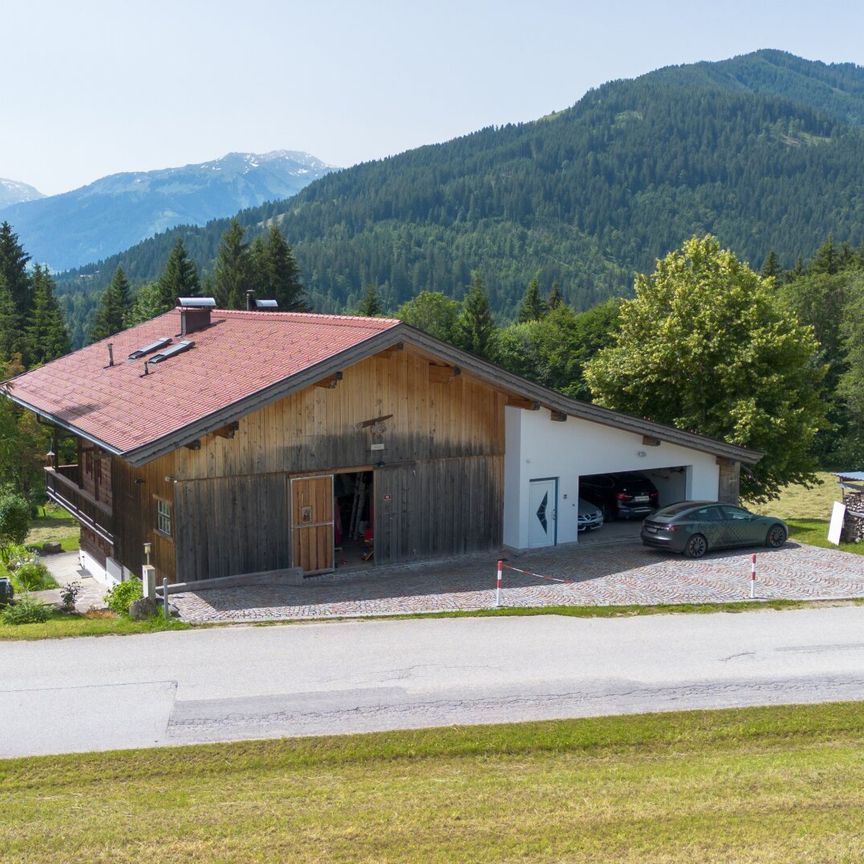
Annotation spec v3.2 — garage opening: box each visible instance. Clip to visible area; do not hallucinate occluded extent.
[333,471,375,569]
[579,467,689,522]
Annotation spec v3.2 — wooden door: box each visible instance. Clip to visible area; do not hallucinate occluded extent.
[291,475,334,574]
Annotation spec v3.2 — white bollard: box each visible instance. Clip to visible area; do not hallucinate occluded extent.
[496,559,503,608]
[750,553,756,599]
[163,577,169,619]
[142,564,156,600]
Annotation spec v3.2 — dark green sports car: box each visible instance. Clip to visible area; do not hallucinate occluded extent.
[641,501,788,558]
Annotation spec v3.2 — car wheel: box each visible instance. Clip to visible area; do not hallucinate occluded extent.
[766,524,787,548]
[684,533,708,559]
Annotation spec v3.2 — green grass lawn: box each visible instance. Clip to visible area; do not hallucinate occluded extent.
[0,609,190,640]
[753,472,864,555]
[25,504,80,552]
[2,702,864,863]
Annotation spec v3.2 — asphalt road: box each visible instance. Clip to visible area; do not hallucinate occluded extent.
[3,607,864,757]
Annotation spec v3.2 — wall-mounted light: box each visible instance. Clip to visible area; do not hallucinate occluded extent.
[143,542,152,566]
[637,450,647,458]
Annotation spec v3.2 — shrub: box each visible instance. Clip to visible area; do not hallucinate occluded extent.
[60,581,83,613]
[2,595,51,625]
[0,543,31,567]
[11,561,58,592]
[104,578,143,616]
[0,494,31,549]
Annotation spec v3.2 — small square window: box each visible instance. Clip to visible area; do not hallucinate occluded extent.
[156,498,172,537]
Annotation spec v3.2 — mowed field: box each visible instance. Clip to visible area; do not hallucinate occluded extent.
[3,703,864,863]
[753,472,863,555]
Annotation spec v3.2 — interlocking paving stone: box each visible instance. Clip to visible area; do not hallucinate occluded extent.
[170,541,864,624]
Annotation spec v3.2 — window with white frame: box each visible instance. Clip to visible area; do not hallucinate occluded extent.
[155,498,172,538]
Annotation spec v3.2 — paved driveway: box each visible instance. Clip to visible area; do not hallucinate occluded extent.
[171,540,864,624]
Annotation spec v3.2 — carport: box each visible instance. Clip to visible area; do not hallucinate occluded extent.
[502,405,759,552]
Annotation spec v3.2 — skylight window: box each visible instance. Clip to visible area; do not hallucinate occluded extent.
[147,340,195,364]
[128,337,172,360]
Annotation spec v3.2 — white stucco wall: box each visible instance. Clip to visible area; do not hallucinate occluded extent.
[503,407,721,549]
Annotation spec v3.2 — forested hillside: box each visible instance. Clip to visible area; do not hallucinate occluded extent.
[53,49,864,336]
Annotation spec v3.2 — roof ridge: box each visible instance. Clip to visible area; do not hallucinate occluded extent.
[214,309,401,327]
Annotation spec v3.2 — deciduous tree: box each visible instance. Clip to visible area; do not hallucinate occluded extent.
[584,235,825,502]
[396,291,460,342]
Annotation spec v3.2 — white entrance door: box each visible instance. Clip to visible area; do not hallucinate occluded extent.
[528,478,557,548]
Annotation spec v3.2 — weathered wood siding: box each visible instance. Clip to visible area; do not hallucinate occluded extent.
[375,455,503,564]
[110,452,177,583]
[169,347,507,581]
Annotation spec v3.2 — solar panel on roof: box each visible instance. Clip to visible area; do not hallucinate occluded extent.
[147,340,194,364]
[128,337,172,360]
[178,297,216,308]
[254,299,279,309]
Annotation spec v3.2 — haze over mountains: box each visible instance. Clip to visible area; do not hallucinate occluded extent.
[40,49,864,332]
[0,151,334,271]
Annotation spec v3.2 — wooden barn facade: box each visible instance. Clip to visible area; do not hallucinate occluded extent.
[3,304,758,586]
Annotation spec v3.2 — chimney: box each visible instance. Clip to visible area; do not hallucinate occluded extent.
[107,343,114,367]
[177,297,216,335]
[246,290,255,311]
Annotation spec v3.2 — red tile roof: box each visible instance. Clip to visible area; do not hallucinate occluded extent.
[5,309,400,457]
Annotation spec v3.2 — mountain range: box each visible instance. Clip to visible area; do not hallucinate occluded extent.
[0,178,43,209]
[0,151,334,271]
[46,49,864,335]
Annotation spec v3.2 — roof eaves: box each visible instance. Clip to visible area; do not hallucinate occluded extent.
[398,327,763,465]
[2,391,123,456]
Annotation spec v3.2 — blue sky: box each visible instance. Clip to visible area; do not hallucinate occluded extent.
[4,0,864,195]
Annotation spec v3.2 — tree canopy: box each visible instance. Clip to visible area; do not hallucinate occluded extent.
[584,235,826,501]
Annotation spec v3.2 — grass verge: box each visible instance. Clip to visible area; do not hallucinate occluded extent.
[2,702,864,863]
[788,518,864,555]
[0,609,190,640]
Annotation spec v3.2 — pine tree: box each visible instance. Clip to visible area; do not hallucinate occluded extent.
[761,249,781,280]
[517,278,548,322]
[810,235,839,275]
[90,267,132,342]
[357,284,383,317]
[455,272,497,359]
[548,282,563,310]
[0,279,20,362]
[25,265,70,365]
[213,219,253,309]
[157,239,199,310]
[252,225,307,311]
[0,221,31,318]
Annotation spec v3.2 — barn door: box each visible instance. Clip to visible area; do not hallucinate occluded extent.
[528,478,558,548]
[291,475,334,574]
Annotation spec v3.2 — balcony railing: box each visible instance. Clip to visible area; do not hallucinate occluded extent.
[45,466,114,545]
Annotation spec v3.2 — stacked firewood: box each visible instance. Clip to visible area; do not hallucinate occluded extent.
[841,487,864,543]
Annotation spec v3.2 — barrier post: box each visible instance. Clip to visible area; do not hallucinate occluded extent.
[750,553,756,599]
[496,559,503,608]
[163,577,169,619]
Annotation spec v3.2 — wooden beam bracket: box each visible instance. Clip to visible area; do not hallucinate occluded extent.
[549,409,567,422]
[429,363,461,384]
[641,435,661,447]
[314,371,343,390]
[214,422,239,439]
[506,396,541,411]
[184,439,201,451]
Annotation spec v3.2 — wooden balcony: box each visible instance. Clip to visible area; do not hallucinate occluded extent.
[45,466,114,545]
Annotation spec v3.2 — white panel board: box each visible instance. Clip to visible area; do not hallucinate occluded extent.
[828,501,846,545]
